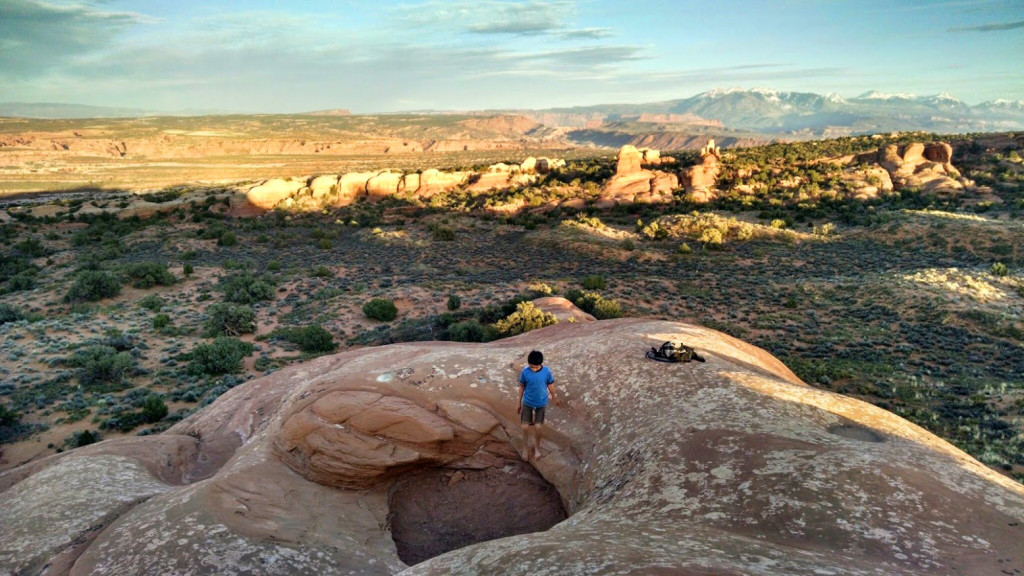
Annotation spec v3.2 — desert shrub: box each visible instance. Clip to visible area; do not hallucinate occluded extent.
[273,325,335,353]
[527,282,555,296]
[122,262,176,288]
[153,314,171,330]
[317,238,332,250]
[187,337,254,376]
[813,222,837,237]
[678,243,692,254]
[71,429,98,447]
[137,294,165,311]
[4,269,37,293]
[431,224,456,241]
[448,319,492,342]
[447,294,462,311]
[363,298,398,322]
[203,303,257,337]
[582,275,606,290]
[219,272,275,304]
[267,261,281,272]
[183,263,194,276]
[698,227,724,247]
[0,303,24,325]
[65,270,121,302]
[0,403,20,427]
[141,395,168,422]
[493,301,558,337]
[565,290,623,320]
[218,230,238,247]
[68,345,136,390]
[15,237,48,258]
[770,219,788,230]
[991,262,1009,277]
[311,265,333,278]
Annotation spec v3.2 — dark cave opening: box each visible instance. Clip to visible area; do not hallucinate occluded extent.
[387,461,567,565]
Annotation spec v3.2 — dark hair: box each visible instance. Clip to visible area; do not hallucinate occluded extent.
[528,350,544,366]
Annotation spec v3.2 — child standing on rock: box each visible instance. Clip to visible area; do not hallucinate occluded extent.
[517,350,560,461]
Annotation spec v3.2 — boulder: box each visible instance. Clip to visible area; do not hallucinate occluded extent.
[531,297,595,323]
[338,171,378,205]
[308,175,339,199]
[246,178,305,210]
[366,171,404,201]
[615,145,643,176]
[416,169,468,196]
[924,142,953,164]
[2,319,1022,575]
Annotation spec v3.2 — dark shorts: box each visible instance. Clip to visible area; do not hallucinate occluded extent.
[521,404,545,425]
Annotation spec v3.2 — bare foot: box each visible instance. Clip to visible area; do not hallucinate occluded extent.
[532,449,542,460]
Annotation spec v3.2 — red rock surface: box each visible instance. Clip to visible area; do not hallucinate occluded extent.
[2,319,1022,575]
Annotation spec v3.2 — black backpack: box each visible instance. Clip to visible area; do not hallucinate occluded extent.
[646,341,705,363]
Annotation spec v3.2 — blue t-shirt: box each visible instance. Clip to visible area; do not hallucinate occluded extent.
[519,366,554,408]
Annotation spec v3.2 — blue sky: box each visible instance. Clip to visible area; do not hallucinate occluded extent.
[1,0,1021,113]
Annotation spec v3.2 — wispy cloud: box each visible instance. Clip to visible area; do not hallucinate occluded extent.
[397,0,576,36]
[559,27,614,39]
[948,19,1024,32]
[0,0,149,77]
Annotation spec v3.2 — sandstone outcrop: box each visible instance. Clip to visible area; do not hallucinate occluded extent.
[246,178,306,210]
[600,146,679,206]
[859,141,964,194]
[3,319,1022,575]
[681,138,724,203]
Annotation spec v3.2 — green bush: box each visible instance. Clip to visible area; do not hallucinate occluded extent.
[123,262,176,288]
[0,403,20,427]
[991,262,1009,277]
[363,298,398,322]
[65,270,121,302]
[137,294,165,311]
[142,395,168,423]
[72,429,98,447]
[582,275,606,290]
[447,294,462,311]
[311,265,333,278]
[566,290,623,320]
[218,230,238,247]
[183,263,194,276]
[68,345,136,390]
[16,237,49,258]
[203,303,256,337]
[187,337,254,376]
[0,303,25,325]
[493,301,558,337]
[431,225,456,241]
[219,273,275,304]
[5,270,37,293]
[448,319,492,342]
[152,314,171,330]
[273,325,335,353]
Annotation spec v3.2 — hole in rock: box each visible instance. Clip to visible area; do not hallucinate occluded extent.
[387,461,567,565]
[828,424,885,443]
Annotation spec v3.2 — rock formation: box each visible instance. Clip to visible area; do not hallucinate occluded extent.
[682,138,723,202]
[859,141,964,194]
[2,319,1022,575]
[600,146,679,206]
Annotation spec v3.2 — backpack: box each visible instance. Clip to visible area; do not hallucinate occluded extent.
[646,341,705,363]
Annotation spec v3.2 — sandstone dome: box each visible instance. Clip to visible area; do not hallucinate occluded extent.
[1,319,1022,575]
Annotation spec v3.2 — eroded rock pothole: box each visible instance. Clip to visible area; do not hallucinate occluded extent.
[829,424,886,443]
[387,461,567,565]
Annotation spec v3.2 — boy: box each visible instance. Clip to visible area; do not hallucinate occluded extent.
[517,350,560,460]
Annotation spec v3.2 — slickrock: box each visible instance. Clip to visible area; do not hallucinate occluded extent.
[246,178,306,210]
[2,319,1022,575]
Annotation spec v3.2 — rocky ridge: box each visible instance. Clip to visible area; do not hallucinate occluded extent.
[1,319,1022,575]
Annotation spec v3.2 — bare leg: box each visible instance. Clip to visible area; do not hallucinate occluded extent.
[520,423,531,460]
[532,424,543,459]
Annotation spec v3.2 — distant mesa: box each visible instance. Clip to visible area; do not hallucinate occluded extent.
[1,319,1022,575]
[304,108,353,116]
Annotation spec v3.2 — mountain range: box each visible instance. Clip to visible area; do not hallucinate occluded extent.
[525,88,1024,136]
[3,88,1023,137]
